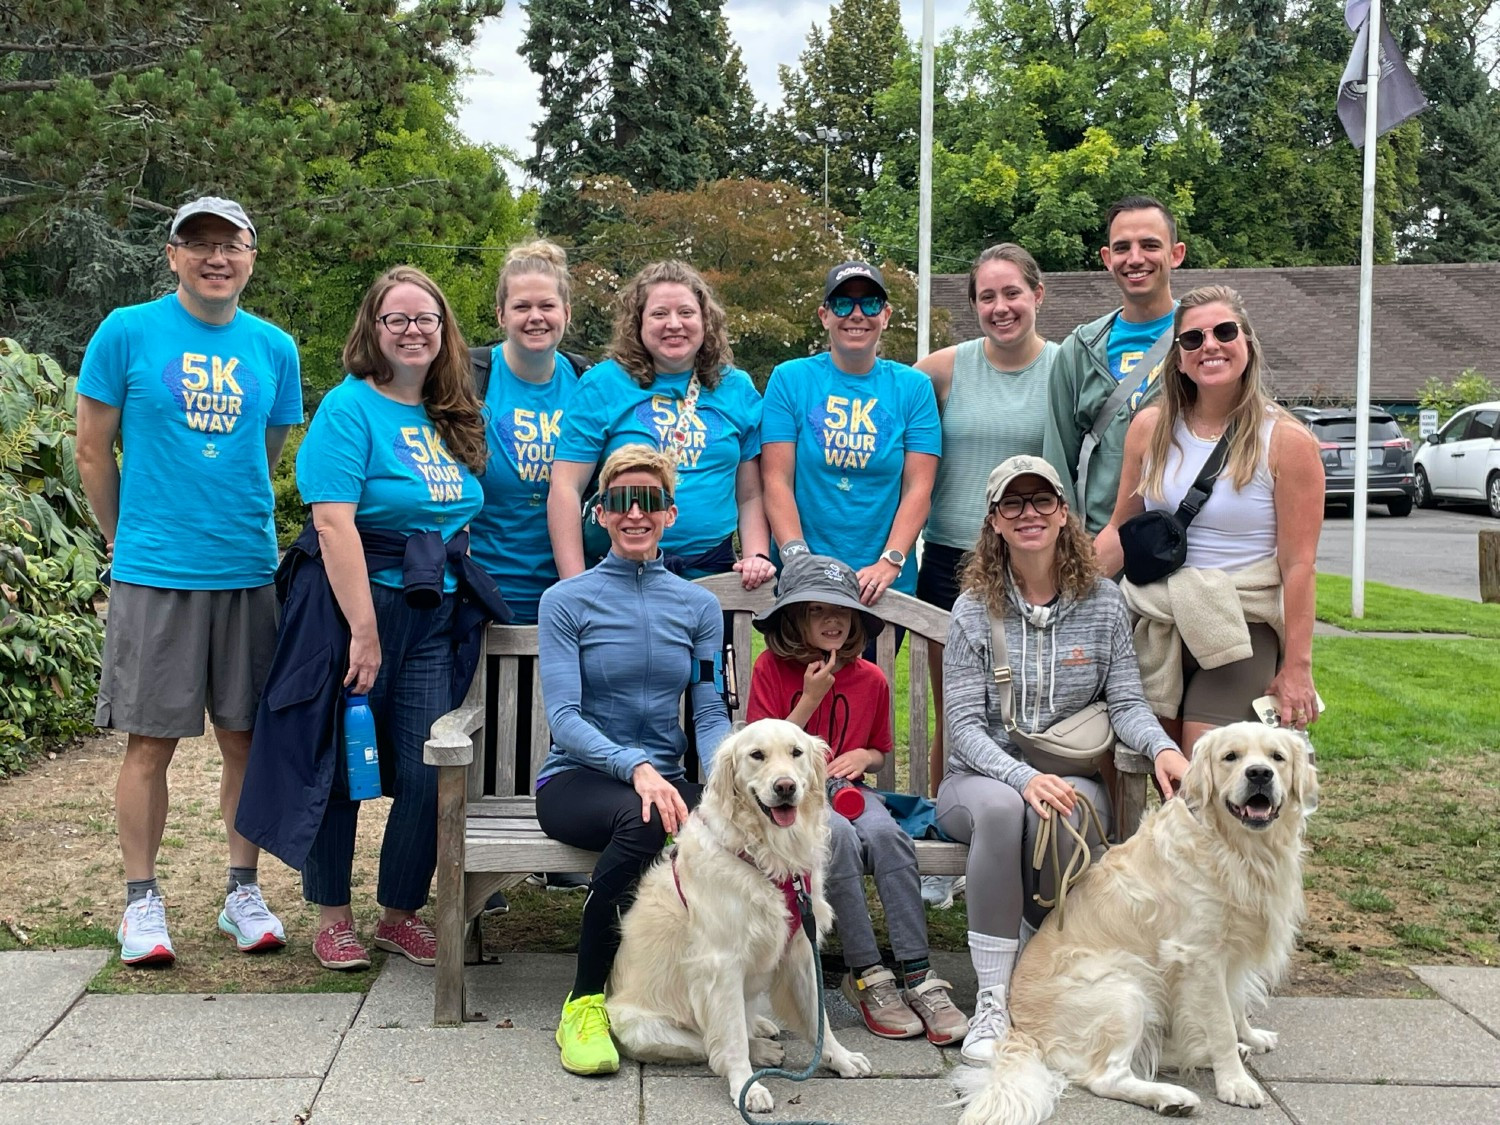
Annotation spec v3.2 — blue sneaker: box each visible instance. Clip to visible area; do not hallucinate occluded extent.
[118,891,175,966]
[218,884,287,953]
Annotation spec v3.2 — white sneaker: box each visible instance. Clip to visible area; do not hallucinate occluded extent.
[118,891,175,966]
[218,884,287,952]
[960,986,1011,1066]
[921,874,965,909]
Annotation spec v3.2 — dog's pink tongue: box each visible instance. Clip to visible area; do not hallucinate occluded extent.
[771,805,798,828]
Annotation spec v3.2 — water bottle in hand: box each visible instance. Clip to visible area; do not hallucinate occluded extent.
[827,778,865,821]
[344,693,382,800]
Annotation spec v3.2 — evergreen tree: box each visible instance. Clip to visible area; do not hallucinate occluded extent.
[521,0,733,233]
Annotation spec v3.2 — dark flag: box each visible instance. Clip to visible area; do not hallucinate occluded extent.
[1338,1,1429,148]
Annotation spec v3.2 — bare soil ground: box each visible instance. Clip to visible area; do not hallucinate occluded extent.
[1,732,1493,998]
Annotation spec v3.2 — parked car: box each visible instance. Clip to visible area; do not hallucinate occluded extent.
[1413,400,1500,517]
[1294,407,1416,517]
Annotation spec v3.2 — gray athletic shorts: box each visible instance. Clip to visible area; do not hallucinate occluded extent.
[95,581,279,738]
[1180,622,1280,727]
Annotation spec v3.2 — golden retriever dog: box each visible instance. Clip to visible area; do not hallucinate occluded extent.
[607,718,874,1112]
[955,722,1318,1124]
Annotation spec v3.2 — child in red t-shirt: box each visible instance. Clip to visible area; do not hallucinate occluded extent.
[747,553,968,1046]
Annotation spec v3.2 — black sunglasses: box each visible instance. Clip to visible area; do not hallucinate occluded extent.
[825,294,887,318]
[598,484,672,513]
[1176,320,1241,352]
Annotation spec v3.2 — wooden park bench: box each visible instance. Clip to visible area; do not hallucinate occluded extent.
[423,572,1152,1026]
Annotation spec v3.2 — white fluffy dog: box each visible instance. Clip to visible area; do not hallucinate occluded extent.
[607,718,874,1112]
[955,721,1319,1124]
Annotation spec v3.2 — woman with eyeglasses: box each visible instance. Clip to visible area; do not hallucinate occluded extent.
[547,260,774,589]
[534,444,731,1077]
[1100,286,1324,756]
[762,261,941,614]
[239,265,505,973]
[937,454,1185,1067]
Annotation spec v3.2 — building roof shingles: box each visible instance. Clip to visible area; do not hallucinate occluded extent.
[932,263,1500,405]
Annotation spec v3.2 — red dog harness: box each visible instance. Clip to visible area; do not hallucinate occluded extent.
[670,848,809,946]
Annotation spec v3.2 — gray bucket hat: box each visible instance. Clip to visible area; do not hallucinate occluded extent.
[753,553,885,640]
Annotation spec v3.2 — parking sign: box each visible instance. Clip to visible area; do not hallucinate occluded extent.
[1419,409,1439,438]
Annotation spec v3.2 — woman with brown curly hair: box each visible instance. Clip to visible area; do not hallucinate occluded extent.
[547,260,774,587]
[248,265,502,971]
[936,454,1186,1068]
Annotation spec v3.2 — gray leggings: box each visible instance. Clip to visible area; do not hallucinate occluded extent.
[935,771,1111,938]
[824,786,928,968]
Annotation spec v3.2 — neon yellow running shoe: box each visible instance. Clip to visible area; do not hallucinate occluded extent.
[556,991,619,1075]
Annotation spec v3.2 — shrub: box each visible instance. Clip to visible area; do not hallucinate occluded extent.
[0,339,105,776]
[1418,367,1498,421]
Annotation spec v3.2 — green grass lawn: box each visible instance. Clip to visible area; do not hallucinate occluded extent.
[1316,574,1500,638]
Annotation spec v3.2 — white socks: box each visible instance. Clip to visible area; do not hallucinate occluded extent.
[1017,918,1039,957]
[968,930,1019,996]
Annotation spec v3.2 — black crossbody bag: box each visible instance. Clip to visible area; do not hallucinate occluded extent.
[1118,430,1232,585]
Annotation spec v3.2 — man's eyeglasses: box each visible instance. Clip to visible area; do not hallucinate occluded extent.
[825,294,887,318]
[377,312,444,334]
[1176,320,1241,352]
[598,485,673,513]
[171,239,255,258]
[994,491,1061,519]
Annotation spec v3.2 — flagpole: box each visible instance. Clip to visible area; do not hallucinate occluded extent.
[1351,0,1382,619]
[916,0,934,360]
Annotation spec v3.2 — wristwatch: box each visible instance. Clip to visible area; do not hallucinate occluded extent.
[879,548,906,567]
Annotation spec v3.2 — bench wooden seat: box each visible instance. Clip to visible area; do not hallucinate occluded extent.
[423,572,1152,1026]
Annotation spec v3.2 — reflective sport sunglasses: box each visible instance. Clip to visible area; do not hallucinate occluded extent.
[1176,320,1241,352]
[598,484,673,513]
[825,294,887,318]
[994,490,1061,519]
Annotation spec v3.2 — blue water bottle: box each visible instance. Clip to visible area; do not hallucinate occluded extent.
[343,693,382,800]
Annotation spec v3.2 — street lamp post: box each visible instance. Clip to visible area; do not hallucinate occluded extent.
[814,125,844,231]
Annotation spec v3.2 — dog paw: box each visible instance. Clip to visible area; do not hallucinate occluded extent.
[828,1049,873,1078]
[751,1016,780,1039]
[737,1080,775,1113]
[1239,1027,1277,1054]
[749,1037,785,1067]
[1152,1086,1200,1116]
[1216,1074,1265,1108]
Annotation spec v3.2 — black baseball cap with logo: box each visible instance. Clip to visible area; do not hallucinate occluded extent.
[822,261,888,303]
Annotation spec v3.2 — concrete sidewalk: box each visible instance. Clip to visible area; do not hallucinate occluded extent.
[2,949,1498,1124]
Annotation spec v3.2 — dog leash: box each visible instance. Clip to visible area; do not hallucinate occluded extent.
[1029,789,1110,932]
[736,885,852,1125]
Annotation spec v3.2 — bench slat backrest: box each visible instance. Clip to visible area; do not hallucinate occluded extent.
[467,575,951,802]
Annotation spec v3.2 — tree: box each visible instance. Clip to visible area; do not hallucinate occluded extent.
[771,0,911,217]
[521,0,733,233]
[0,1,517,372]
[564,177,946,380]
[703,18,772,181]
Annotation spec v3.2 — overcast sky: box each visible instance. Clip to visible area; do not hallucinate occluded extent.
[455,1,971,183]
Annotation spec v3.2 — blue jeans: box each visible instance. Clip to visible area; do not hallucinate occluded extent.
[302,585,454,911]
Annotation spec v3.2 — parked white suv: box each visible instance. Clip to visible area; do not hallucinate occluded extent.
[1413,400,1500,517]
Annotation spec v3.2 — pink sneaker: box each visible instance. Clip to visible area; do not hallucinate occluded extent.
[373,914,437,966]
[314,920,370,971]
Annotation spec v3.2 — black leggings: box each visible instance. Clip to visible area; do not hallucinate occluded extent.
[535,766,703,997]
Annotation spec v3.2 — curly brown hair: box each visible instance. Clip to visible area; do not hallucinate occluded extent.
[342,265,488,475]
[762,602,869,666]
[959,503,1099,618]
[608,260,734,390]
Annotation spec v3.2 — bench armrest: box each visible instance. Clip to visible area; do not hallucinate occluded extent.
[424,662,486,767]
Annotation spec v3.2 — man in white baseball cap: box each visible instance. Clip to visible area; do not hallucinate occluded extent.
[74,195,302,967]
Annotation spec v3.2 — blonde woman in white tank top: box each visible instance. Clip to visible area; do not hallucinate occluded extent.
[1099,286,1325,760]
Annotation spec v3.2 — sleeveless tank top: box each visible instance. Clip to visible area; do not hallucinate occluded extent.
[926,337,1059,548]
[1144,410,1278,572]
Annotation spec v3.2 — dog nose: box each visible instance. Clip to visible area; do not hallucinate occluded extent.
[1245,765,1274,785]
[773,777,797,801]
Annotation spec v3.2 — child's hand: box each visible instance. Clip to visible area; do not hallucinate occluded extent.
[802,650,836,703]
[827,748,883,780]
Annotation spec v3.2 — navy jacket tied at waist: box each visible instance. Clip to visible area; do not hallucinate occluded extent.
[235,522,511,870]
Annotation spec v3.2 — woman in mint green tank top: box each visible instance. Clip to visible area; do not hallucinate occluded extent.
[912,243,1058,805]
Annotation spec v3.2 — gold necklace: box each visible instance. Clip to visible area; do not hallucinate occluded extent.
[1187,415,1226,441]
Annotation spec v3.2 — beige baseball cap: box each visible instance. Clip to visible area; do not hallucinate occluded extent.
[985,454,1067,505]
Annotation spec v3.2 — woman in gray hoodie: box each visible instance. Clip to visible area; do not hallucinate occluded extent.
[937,454,1188,1068]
